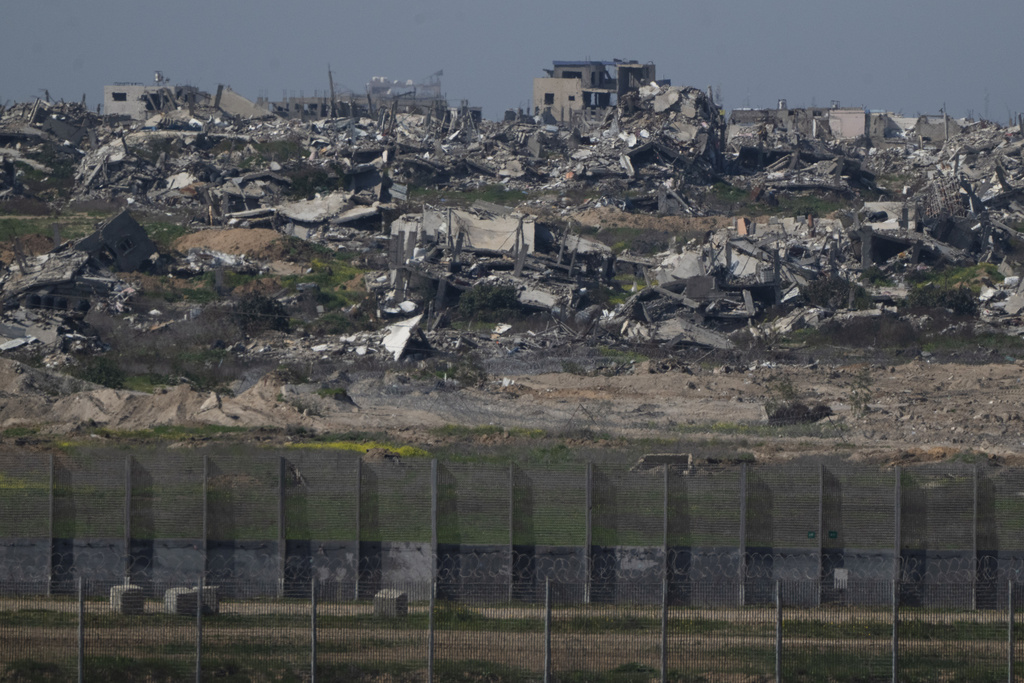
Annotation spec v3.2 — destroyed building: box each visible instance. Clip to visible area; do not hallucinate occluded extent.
[728,102,867,144]
[75,210,157,272]
[3,59,1024,383]
[533,60,663,124]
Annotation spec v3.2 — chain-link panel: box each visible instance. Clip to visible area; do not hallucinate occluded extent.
[0,453,50,582]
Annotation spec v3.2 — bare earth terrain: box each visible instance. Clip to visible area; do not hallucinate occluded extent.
[1,356,1021,464]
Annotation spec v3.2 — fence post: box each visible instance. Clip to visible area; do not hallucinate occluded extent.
[775,580,782,683]
[1010,580,1015,683]
[431,459,438,582]
[544,579,552,683]
[893,466,901,584]
[77,576,84,683]
[354,456,361,601]
[48,452,54,597]
[892,578,899,683]
[196,576,203,683]
[428,580,436,683]
[817,462,824,608]
[311,574,317,683]
[663,464,669,586]
[739,463,747,606]
[508,462,515,602]
[279,456,286,598]
[661,576,668,683]
[585,463,592,605]
[124,454,132,583]
[972,465,978,611]
[202,454,209,583]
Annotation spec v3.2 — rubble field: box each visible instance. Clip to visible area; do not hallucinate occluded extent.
[3,83,1024,464]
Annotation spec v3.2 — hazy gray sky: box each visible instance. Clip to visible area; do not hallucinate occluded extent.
[2,0,1021,122]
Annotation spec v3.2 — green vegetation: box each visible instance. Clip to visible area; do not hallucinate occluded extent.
[1,425,41,439]
[861,266,894,287]
[708,182,853,217]
[0,603,1014,683]
[143,220,190,253]
[458,283,522,322]
[578,223,675,255]
[72,354,127,389]
[234,292,290,334]
[802,275,873,310]
[407,182,528,208]
[677,421,845,439]
[287,163,347,199]
[430,425,546,439]
[80,424,250,442]
[287,440,429,458]
[280,251,368,312]
[905,284,978,316]
[211,137,307,169]
[906,263,1002,291]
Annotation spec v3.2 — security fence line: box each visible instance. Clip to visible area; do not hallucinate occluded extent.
[0,578,1019,682]
[2,451,1024,593]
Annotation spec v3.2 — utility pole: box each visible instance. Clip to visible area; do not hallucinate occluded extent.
[328,65,336,118]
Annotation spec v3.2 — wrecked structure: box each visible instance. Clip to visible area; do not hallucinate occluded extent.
[2,63,1024,387]
[533,60,663,125]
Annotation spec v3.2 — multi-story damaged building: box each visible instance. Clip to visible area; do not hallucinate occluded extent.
[104,72,270,121]
[103,82,203,121]
[533,60,663,125]
[728,102,868,143]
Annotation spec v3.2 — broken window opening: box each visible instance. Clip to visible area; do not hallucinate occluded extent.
[111,92,127,102]
[568,96,576,102]
[116,238,136,254]
[544,93,554,106]
[562,71,582,80]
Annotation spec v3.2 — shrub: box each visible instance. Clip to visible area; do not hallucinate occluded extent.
[458,284,521,322]
[905,284,977,316]
[235,293,289,334]
[802,275,871,310]
[76,355,126,389]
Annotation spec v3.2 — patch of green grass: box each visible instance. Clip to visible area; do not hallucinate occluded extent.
[430,425,546,439]
[287,440,429,458]
[907,263,1002,291]
[121,374,166,393]
[144,221,190,253]
[774,192,848,217]
[287,163,346,199]
[597,346,648,363]
[1,425,41,439]
[408,183,529,208]
[82,424,250,442]
[677,421,845,439]
[710,182,747,203]
[921,331,1024,357]
[280,252,366,312]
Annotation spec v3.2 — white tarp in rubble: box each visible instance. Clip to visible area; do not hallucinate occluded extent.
[392,210,536,254]
[382,314,423,361]
[448,210,535,252]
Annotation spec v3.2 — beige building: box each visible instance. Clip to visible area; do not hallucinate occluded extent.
[533,60,659,124]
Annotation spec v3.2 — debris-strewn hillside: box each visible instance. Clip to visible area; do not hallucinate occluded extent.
[3,86,1024,460]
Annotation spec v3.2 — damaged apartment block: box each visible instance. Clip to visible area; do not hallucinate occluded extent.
[533,59,663,125]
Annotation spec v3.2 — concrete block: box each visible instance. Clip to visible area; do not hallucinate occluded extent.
[110,584,145,615]
[374,588,408,617]
[164,586,219,615]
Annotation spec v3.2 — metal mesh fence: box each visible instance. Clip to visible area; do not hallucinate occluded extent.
[0,578,1019,682]
[5,452,1024,601]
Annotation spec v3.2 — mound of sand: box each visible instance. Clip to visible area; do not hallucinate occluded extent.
[173,228,283,258]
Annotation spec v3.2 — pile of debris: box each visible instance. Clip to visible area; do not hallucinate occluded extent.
[3,76,1024,376]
